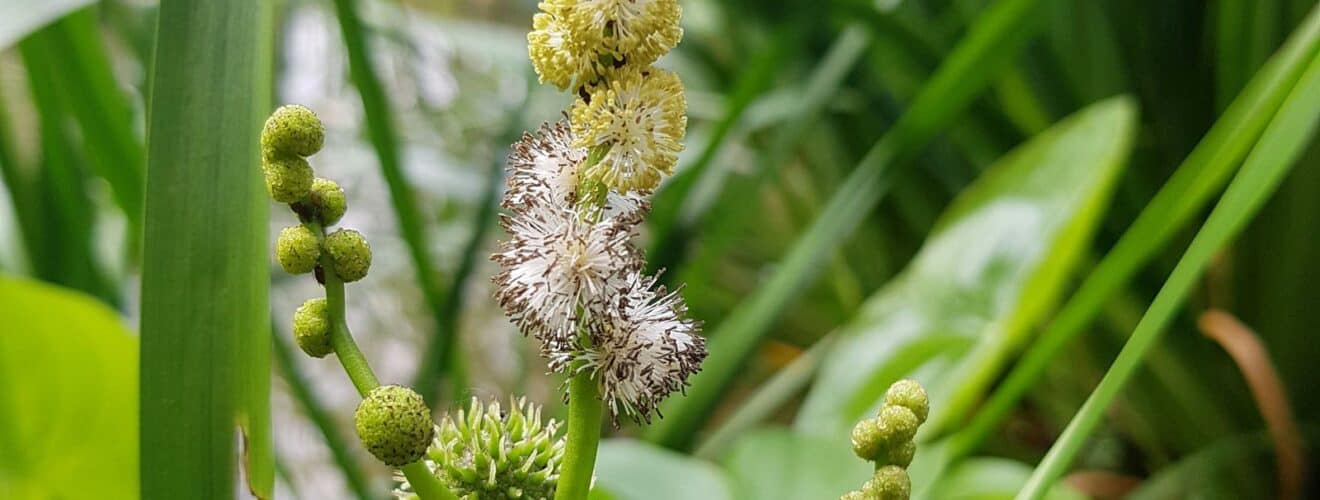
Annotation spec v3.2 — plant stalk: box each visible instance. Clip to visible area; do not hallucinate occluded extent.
[556,371,603,500]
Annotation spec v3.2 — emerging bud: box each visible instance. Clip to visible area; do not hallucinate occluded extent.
[263,155,314,203]
[851,417,884,461]
[307,177,347,225]
[863,466,910,500]
[262,104,325,157]
[883,440,916,468]
[884,379,929,424]
[876,405,920,445]
[355,385,435,467]
[324,229,372,282]
[396,397,565,499]
[292,298,332,358]
[840,491,868,500]
[276,225,321,275]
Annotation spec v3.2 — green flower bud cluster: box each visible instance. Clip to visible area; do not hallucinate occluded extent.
[356,385,437,466]
[843,379,929,500]
[395,398,566,500]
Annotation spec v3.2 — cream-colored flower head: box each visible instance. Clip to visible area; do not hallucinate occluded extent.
[572,66,687,192]
[529,0,596,90]
[569,0,682,68]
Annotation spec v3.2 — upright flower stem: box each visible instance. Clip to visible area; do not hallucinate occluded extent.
[317,224,456,500]
[557,370,603,500]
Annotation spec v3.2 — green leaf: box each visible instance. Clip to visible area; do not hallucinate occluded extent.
[139,0,274,498]
[796,97,1137,436]
[0,277,137,499]
[927,459,1085,500]
[1017,27,1320,500]
[589,439,733,500]
[0,0,93,49]
[720,428,871,500]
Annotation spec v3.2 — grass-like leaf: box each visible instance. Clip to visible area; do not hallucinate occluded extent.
[139,0,274,497]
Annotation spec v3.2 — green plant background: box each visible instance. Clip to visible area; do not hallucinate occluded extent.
[0,0,1317,498]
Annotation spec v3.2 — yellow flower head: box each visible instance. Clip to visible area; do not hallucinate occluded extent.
[529,0,596,90]
[569,0,682,68]
[571,66,686,192]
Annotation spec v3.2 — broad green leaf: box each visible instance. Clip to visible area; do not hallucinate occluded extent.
[0,0,93,49]
[720,428,870,500]
[140,1,274,497]
[926,459,1085,500]
[589,439,733,500]
[796,97,1137,436]
[0,277,137,499]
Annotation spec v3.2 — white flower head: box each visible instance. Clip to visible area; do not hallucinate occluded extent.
[506,121,650,219]
[492,201,642,360]
[582,271,706,423]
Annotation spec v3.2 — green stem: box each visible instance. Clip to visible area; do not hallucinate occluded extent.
[555,371,603,500]
[316,226,456,500]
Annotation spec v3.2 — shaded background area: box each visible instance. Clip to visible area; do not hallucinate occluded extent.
[1,0,1318,498]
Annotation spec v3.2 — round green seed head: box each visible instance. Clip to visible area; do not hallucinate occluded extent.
[851,417,884,461]
[876,405,920,445]
[276,225,321,274]
[863,466,910,500]
[324,229,371,282]
[883,440,916,468]
[292,298,332,358]
[354,385,434,466]
[263,155,314,203]
[262,104,324,157]
[308,177,347,225]
[884,379,929,424]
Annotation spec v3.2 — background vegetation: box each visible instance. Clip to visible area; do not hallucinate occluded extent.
[0,0,1317,498]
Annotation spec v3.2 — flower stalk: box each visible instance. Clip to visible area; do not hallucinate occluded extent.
[557,370,604,500]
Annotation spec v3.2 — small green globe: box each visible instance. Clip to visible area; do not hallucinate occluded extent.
[292,298,332,358]
[876,405,920,445]
[263,155,314,203]
[884,379,929,424]
[863,466,911,500]
[261,104,325,157]
[851,417,884,461]
[354,385,434,467]
[324,229,371,282]
[276,225,320,275]
[308,178,347,225]
[883,440,916,468]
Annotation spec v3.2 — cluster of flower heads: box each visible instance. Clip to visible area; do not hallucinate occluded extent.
[496,1,704,423]
[396,397,566,500]
[843,380,930,500]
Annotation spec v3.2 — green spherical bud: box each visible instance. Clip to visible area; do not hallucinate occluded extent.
[307,178,347,225]
[840,490,870,500]
[863,466,910,500]
[324,229,371,282]
[851,417,884,461]
[292,298,332,358]
[276,225,320,274]
[354,385,434,466]
[262,104,324,157]
[884,379,929,424]
[882,440,916,468]
[877,405,920,445]
[263,155,314,203]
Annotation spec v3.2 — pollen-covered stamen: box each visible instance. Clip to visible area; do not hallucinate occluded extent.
[569,0,682,68]
[492,201,643,360]
[580,271,706,423]
[506,120,652,220]
[572,67,687,193]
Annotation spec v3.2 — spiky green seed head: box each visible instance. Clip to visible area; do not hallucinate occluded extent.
[276,225,321,274]
[395,397,565,500]
[877,405,920,445]
[863,466,910,500]
[884,379,929,424]
[308,177,347,225]
[324,229,371,282]
[354,385,434,467]
[851,417,884,461]
[292,298,332,358]
[884,440,916,468]
[263,155,314,203]
[262,104,324,157]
